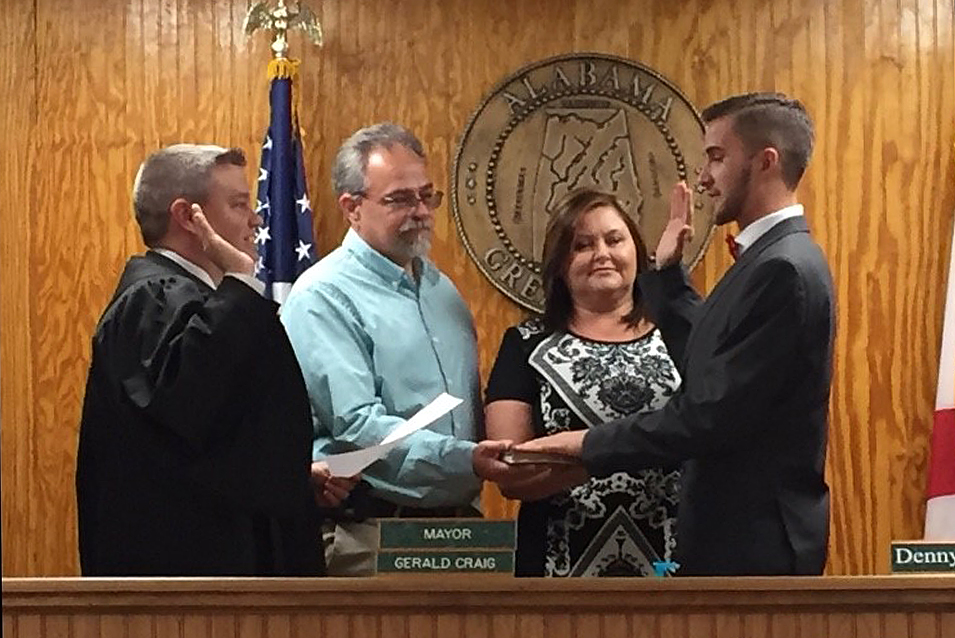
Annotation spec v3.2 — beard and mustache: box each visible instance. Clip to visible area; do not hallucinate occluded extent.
[396,218,433,259]
[714,165,752,226]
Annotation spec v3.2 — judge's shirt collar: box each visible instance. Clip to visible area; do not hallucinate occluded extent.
[152,248,217,289]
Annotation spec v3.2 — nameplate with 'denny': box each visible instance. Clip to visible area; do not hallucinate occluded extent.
[890,541,955,573]
[377,550,514,574]
[379,519,515,549]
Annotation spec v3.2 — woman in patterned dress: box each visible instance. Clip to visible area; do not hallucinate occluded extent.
[485,188,682,577]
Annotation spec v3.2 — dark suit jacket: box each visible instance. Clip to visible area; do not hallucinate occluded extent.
[76,251,323,576]
[582,216,835,575]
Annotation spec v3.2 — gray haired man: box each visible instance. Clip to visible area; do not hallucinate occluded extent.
[76,144,351,576]
[281,123,517,575]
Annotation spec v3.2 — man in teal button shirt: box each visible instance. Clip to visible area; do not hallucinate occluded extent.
[281,123,485,575]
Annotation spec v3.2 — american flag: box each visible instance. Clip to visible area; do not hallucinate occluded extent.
[253,70,316,304]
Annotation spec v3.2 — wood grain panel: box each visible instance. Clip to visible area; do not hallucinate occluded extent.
[378,614,408,638]
[1,576,953,637]
[127,614,155,638]
[1,0,953,576]
[855,611,882,638]
[0,0,38,579]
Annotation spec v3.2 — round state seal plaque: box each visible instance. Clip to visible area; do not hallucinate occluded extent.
[452,53,715,313]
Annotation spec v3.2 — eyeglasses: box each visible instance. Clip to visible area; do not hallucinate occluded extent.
[355,188,444,213]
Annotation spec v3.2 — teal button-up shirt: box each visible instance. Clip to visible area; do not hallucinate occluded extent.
[281,229,482,508]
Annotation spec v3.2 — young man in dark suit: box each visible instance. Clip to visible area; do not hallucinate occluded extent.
[500,93,835,575]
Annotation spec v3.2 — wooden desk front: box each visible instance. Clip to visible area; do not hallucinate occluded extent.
[3,575,954,637]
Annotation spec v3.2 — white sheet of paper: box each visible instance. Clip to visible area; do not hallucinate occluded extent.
[321,440,400,478]
[322,393,463,477]
[379,392,462,444]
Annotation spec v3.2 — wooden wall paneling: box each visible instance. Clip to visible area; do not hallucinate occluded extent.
[513,612,543,638]
[463,613,490,638]
[98,616,126,638]
[210,614,238,638]
[190,0,215,144]
[127,614,155,638]
[601,613,630,638]
[834,0,884,575]
[713,613,742,638]
[407,613,434,638]
[71,614,101,638]
[887,0,932,573]
[822,0,864,576]
[378,613,408,638]
[544,614,573,638]
[296,0,335,259]
[854,611,882,638]
[910,612,939,637]
[803,0,837,574]
[741,612,772,638]
[940,612,955,638]
[1,0,954,576]
[686,614,715,638]
[263,613,291,638]
[874,0,908,577]
[32,0,88,577]
[435,613,463,638]
[181,615,209,638]
[657,612,688,638]
[574,614,602,638]
[41,615,68,638]
[235,614,265,638]
[14,616,41,638]
[320,613,348,638]
[3,576,955,636]
[769,612,799,638]
[157,0,179,141]
[0,0,37,578]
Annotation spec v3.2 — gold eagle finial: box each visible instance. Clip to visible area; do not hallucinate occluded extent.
[243,0,323,59]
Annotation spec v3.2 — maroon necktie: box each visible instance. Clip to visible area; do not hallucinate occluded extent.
[725,234,741,261]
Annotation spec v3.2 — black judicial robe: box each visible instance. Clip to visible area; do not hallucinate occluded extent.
[76,251,322,576]
[583,217,834,575]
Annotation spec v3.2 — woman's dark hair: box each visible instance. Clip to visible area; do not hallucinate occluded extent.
[540,188,650,332]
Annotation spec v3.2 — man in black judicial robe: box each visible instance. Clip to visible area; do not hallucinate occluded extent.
[76,144,348,576]
[500,93,835,575]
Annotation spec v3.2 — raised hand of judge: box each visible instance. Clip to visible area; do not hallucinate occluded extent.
[654,181,694,268]
[189,203,255,276]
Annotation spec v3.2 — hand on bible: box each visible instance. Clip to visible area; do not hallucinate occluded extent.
[473,439,588,501]
[189,203,256,276]
[496,463,589,502]
[514,430,586,458]
[472,439,550,485]
[310,461,359,509]
[653,181,694,268]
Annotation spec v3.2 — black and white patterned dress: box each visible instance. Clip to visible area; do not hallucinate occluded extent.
[486,318,682,577]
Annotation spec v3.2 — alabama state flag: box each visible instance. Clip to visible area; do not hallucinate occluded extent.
[924,216,955,539]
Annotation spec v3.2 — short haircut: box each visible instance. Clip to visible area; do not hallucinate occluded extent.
[701,92,814,190]
[331,123,425,198]
[540,188,651,332]
[132,144,246,246]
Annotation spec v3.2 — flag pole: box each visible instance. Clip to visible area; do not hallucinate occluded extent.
[243,1,322,303]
